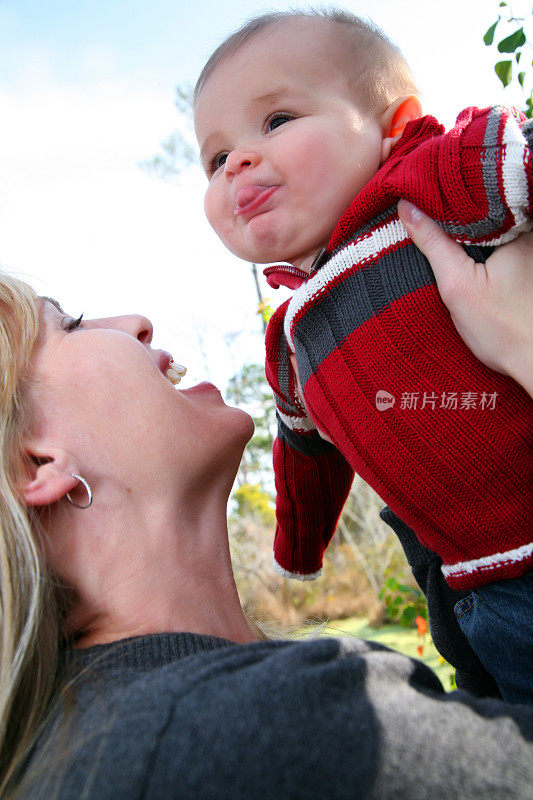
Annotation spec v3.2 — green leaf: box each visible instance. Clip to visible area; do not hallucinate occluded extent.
[401,606,416,623]
[498,28,526,53]
[519,71,526,87]
[516,51,521,64]
[525,92,533,119]
[385,577,398,590]
[483,20,499,46]
[495,60,513,87]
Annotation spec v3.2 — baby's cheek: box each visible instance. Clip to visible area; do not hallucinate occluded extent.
[204,185,224,233]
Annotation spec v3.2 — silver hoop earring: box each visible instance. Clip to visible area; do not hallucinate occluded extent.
[66,474,93,509]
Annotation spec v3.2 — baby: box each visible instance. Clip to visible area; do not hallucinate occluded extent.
[194,9,533,702]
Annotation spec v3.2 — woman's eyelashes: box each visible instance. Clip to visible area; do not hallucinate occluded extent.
[62,314,84,332]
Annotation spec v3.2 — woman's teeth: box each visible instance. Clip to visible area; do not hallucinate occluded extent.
[165,362,187,385]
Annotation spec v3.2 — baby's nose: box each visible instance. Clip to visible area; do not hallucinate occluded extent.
[225,148,260,177]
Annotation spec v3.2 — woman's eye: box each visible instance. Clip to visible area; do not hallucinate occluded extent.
[62,314,84,332]
[267,114,292,132]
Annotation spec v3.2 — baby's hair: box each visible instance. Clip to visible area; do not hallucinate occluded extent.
[194,7,419,113]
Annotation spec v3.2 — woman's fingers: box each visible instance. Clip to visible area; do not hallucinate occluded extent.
[398,199,533,396]
[398,199,493,364]
[397,199,489,315]
[398,199,475,301]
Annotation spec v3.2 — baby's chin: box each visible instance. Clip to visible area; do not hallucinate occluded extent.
[224,226,323,270]
[247,236,324,271]
[230,242,309,268]
[228,225,293,265]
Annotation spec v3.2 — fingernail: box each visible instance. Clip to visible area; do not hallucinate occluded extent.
[400,200,425,225]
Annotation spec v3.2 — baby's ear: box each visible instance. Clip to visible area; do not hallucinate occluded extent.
[380,95,423,163]
[18,443,78,507]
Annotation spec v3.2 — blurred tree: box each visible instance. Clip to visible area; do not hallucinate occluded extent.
[226,362,276,488]
[232,483,275,527]
[337,474,406,599]
[140,84,198,180]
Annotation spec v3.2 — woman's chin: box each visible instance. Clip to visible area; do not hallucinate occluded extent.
[228,405,255,446]
[225,408,255,468]
[242,411,256,443]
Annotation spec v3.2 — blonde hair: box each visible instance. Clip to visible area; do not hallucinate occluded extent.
[0,273,63,795]
[194,8,419,114]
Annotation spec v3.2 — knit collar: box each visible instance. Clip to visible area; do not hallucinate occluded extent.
[61,632,236,674]
[262,248,328,290]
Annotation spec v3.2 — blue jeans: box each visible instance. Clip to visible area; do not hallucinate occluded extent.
[454,570,533,704]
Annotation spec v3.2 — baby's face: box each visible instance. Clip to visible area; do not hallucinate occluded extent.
[194,19,385,270]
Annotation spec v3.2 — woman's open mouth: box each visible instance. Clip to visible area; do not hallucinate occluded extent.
[156,350,187,385]
[165,362,187,385]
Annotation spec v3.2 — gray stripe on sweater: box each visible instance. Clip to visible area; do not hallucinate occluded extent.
[440,108,507,239]
[295,241,435,389]
[277,413,337,455]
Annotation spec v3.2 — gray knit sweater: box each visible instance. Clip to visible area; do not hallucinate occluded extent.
[18,632,533,799]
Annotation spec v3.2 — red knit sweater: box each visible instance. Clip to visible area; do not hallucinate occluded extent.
[264,107,533,592]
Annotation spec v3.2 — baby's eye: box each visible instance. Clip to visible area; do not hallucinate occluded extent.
[210,152,228,173]
[62,313,84,332]
[266,114,293,132]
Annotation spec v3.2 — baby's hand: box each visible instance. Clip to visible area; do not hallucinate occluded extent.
[398,199,533,398]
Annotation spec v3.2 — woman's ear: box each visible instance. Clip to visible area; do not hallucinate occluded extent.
[380,95,423,164]
[18,444,78,508]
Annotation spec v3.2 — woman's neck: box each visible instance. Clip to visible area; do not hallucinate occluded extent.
[62,490,257,648]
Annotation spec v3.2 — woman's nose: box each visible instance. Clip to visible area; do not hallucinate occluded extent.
[129,315,153,344]
[87,315,153,343]
[224,147,261,179]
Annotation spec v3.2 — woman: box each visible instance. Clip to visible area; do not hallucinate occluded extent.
[1,235,532,797]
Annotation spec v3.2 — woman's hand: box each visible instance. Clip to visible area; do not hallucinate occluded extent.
[398,200,533,398]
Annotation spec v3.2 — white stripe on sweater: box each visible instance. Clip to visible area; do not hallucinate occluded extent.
[284,218,410,348]
[470,114,533,247]
[441,541,533,579]
[273,555,322,581]
[277,407,317,433]
[502,113,529,229]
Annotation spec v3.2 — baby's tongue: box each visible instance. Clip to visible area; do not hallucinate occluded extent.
[236,185,269,208]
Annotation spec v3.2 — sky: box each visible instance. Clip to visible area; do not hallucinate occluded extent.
[0,0,530,391]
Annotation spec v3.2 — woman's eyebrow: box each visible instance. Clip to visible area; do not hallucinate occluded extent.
[39,296,64,314]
